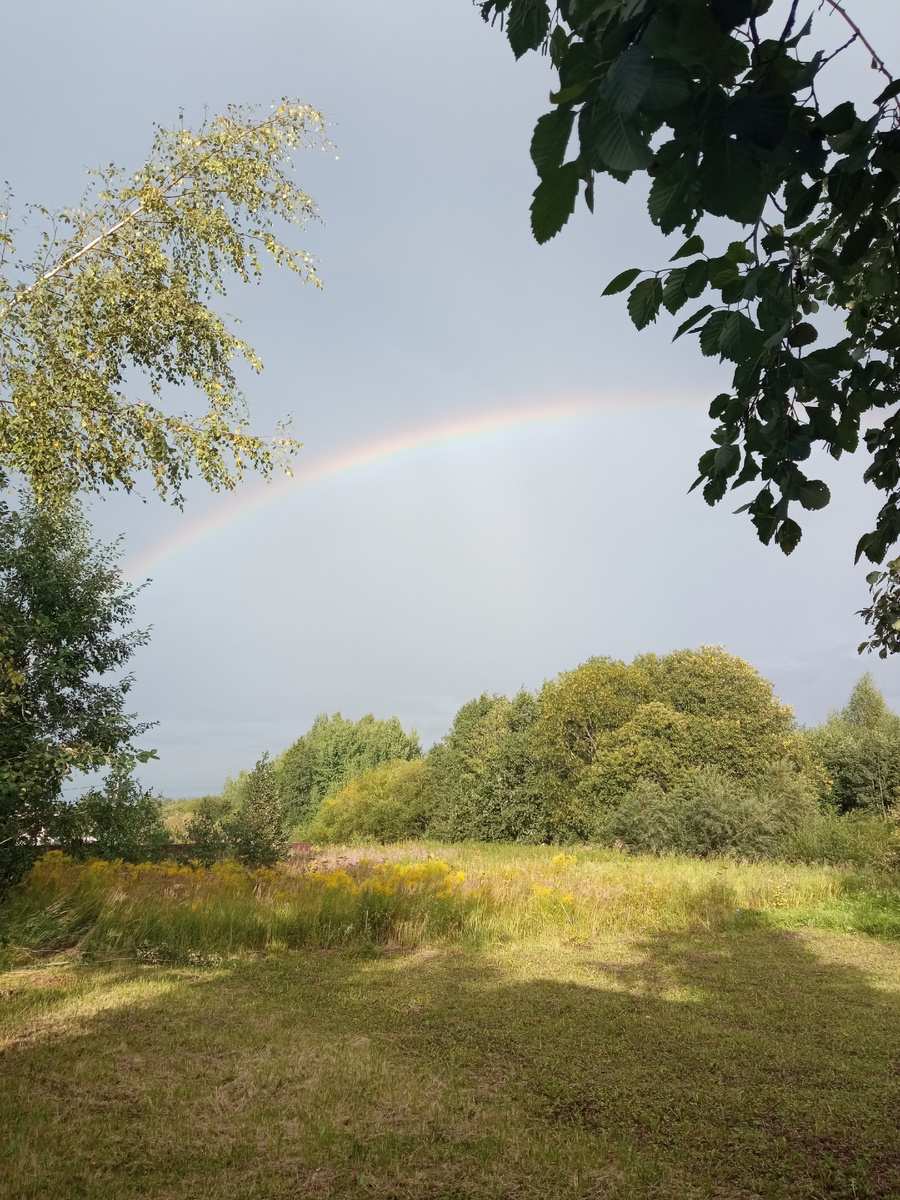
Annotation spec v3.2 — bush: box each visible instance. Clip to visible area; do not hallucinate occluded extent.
[184,797,232,867]
[600,763,819,859]
[312,759,429,843]
[61,769,169,863]
[783,809,900,870]
[182,756,287,867]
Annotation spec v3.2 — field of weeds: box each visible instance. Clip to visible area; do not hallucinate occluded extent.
[0,843,869,968]
[2,845,900,1199]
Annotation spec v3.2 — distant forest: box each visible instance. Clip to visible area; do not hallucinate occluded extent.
[164,647,900,867]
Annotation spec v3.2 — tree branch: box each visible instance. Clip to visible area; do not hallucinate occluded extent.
[821,0,897,91]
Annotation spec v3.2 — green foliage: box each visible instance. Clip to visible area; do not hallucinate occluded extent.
[0,488,153,885]
[782,807,900,871]
[0,101,328,506]
[183,797,232,867]
[426,691,548,842]
[858,558,900,656]
[807,674,900,814]
[181,757,287,867]
[61,769,169,863]
[602,762,819,859]
[479,1,900,649]
[221,756,287,868]
[534,646,814,834]
[311,759,430,843]
[275,712,421,828]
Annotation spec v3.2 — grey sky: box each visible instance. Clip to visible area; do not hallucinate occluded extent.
[2,1,899,796]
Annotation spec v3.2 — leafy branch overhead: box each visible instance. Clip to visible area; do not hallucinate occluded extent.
[479,0,900,649]
[0,102,329,506]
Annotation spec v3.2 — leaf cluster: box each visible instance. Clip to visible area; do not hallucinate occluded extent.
[0,487,154,870]
[274,712,422,828]
[480,1,900,647]
[0,101,328,505]
[185,755,287,867]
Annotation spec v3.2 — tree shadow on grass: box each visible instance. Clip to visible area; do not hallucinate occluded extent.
[1,908,899,1199]
[345,921,900,1199]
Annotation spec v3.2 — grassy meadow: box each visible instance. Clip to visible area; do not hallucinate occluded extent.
[2,844,900,1199]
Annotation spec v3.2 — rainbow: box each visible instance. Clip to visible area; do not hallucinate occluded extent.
[123,391,698,580]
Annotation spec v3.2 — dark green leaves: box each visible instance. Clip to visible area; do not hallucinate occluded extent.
[774,518,803,554]
[787,322,818,348]
[725,93,790,150]
[530,161,580,243]
[586,110,654,172]
[698,140,768,222]
[796,479,831,511]
[530,108,575,178]
[784,179,822,228]
[507,0,551,60]
[714,442,740,475]
[648,173,695,233]
[482,0,900,651]
[601,46,654,118]
[875,80,900,106]
[718,311,764,363]
[627,277,664,329]
[710,0,753,34]
[674,304,714,340]
[699,310,729,356]
[671,235,704,261]
[643,61,692,111]
[602,267,642,296]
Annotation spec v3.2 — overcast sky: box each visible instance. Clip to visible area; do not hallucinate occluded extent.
[3,1,899,797]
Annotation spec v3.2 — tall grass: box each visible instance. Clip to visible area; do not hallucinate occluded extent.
[0,845,859,967]
[446,842,843,942]
[0,853,471,966]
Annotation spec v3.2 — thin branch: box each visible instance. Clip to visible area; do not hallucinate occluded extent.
[0,394,286,444]
[778,0,802,46]
[819,31,859,71]
[820,0,897,89]
[0,109,291,323]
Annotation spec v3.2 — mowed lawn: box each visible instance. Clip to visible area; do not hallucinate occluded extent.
[2,918,900,1199]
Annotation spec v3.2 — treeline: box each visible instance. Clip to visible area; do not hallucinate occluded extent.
[175,647,900,866]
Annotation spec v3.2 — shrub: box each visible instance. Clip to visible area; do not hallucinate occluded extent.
[783,809,900,871]
[312,758,429,843]
[183,756,287,867]
[61,769,169,863]
[184,797,232,867]
[600,764,818,859]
